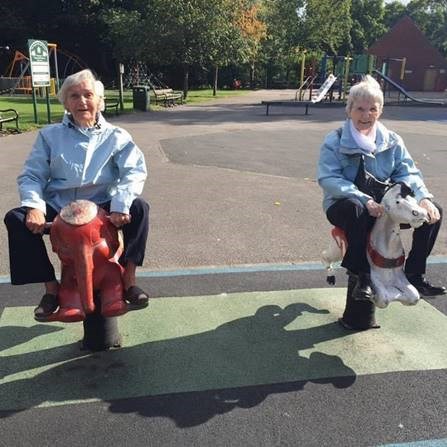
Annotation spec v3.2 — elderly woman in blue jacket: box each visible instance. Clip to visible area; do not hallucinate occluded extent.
[4,69,150,320]
[317,75,445,302]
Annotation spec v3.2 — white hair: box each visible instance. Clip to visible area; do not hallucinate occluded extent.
[346,74,384,114]
[57,69,104,110]
[95,80,105,111]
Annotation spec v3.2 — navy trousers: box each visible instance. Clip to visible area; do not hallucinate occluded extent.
[326,198,442,275]
[4,198,150,285]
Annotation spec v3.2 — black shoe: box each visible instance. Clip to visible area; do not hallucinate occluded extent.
[124,286,149,310]
[352,273,375,302]
[407,275,446,297]
[34,293,58,320]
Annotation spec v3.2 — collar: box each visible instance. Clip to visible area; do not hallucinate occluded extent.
[349,119,377,153]
[62,112,107,131]
[339,120,391,156]
[367,234,405,268]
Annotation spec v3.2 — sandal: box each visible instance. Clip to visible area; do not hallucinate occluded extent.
[34,293,58,321]
[124,286,149,310]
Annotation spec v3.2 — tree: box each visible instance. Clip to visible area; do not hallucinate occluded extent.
[235,1,267,88]
[406,0,447,55]
[383,1,407,29]
[299,0,352,55]
[204,0,253,95]
[350,0,387,53]
[134,0,241,97]
[260,0,305,87]
[0,0,117,77]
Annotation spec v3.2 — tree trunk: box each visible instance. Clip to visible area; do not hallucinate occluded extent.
[183,65,189,99]
[213,66,218,96]
[250,62,255,89]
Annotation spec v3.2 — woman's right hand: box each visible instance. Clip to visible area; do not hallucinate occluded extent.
[25,208,46,234]
[366,199,384,218]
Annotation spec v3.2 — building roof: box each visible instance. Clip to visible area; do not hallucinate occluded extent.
[368,15,447,68]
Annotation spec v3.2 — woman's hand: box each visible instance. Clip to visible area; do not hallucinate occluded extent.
[25,208,46,234]
[419,198,440,223]
[109,212,131,228]
[366,199,385,218]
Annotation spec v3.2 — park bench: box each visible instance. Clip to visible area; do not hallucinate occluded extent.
[261,100,345,116]
[150,87,184,106]
[0,108,20,132]
[104,98,120,115]
[261,100,312,116]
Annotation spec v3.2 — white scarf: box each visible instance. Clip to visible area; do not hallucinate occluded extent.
[349,119,377,153]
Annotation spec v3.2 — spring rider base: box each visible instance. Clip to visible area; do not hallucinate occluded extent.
[82,293,121,351]
[339,273,380,331]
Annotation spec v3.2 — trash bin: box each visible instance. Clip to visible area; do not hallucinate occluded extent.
[132,85,150,111]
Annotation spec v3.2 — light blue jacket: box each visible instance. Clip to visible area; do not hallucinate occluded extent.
[317,119,432,212]
[18,113,147,214]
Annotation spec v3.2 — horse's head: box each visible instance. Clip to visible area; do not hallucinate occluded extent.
[381,183,429,228]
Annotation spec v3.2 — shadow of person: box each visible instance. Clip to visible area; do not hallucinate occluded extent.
[0,302,356,426]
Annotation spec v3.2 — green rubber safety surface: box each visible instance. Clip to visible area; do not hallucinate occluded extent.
[1,288,446,412]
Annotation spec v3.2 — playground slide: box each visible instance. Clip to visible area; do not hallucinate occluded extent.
[311,74,337,103]
[373,69,445,105]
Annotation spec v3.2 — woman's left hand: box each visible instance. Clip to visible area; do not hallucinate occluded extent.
[109,212,131,228]
[419,198,440,223]
[366,199,385,218]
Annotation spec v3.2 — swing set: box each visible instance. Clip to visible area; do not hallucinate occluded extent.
[0,43,87,96]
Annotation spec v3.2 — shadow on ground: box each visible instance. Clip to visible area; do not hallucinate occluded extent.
[0,302,356,426]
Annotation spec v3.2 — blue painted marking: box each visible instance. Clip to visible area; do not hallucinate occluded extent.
[137,262,326,278]
[379,439,447,447]
[0,256,445,283]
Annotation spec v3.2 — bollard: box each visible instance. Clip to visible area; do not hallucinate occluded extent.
[339,273,380,330]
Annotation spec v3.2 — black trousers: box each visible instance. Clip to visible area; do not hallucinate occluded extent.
[4,198,150,285]
[326,198,442,275]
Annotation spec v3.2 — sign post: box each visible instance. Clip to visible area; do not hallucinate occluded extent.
[28,39,51,124]
[118,63,125,112]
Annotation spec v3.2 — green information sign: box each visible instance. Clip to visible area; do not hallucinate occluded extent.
[28,39,50,87]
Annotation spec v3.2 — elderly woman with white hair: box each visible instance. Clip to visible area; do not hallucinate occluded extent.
[4,68,150,320]
[317,74,445,305]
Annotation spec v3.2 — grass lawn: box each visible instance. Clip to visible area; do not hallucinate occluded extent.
[0,88,250,133]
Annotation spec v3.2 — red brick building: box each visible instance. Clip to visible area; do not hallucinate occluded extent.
[368,16,447,91]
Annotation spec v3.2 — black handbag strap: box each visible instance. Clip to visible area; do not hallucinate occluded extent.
[335,126,389,202]
[355,156,390,203]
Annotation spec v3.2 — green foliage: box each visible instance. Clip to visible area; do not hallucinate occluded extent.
[0,0,446,94]
[350,0,387,53]
[300,0,352,55]
[406,0,447,55]
[99,8,144,61]
[383,1,407,28]
[261,0,303,62]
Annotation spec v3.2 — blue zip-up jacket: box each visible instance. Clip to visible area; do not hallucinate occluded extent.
[18,113,147,214]
[317,119,432,212]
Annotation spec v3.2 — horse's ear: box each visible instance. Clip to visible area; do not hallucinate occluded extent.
[399,182,413,198]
